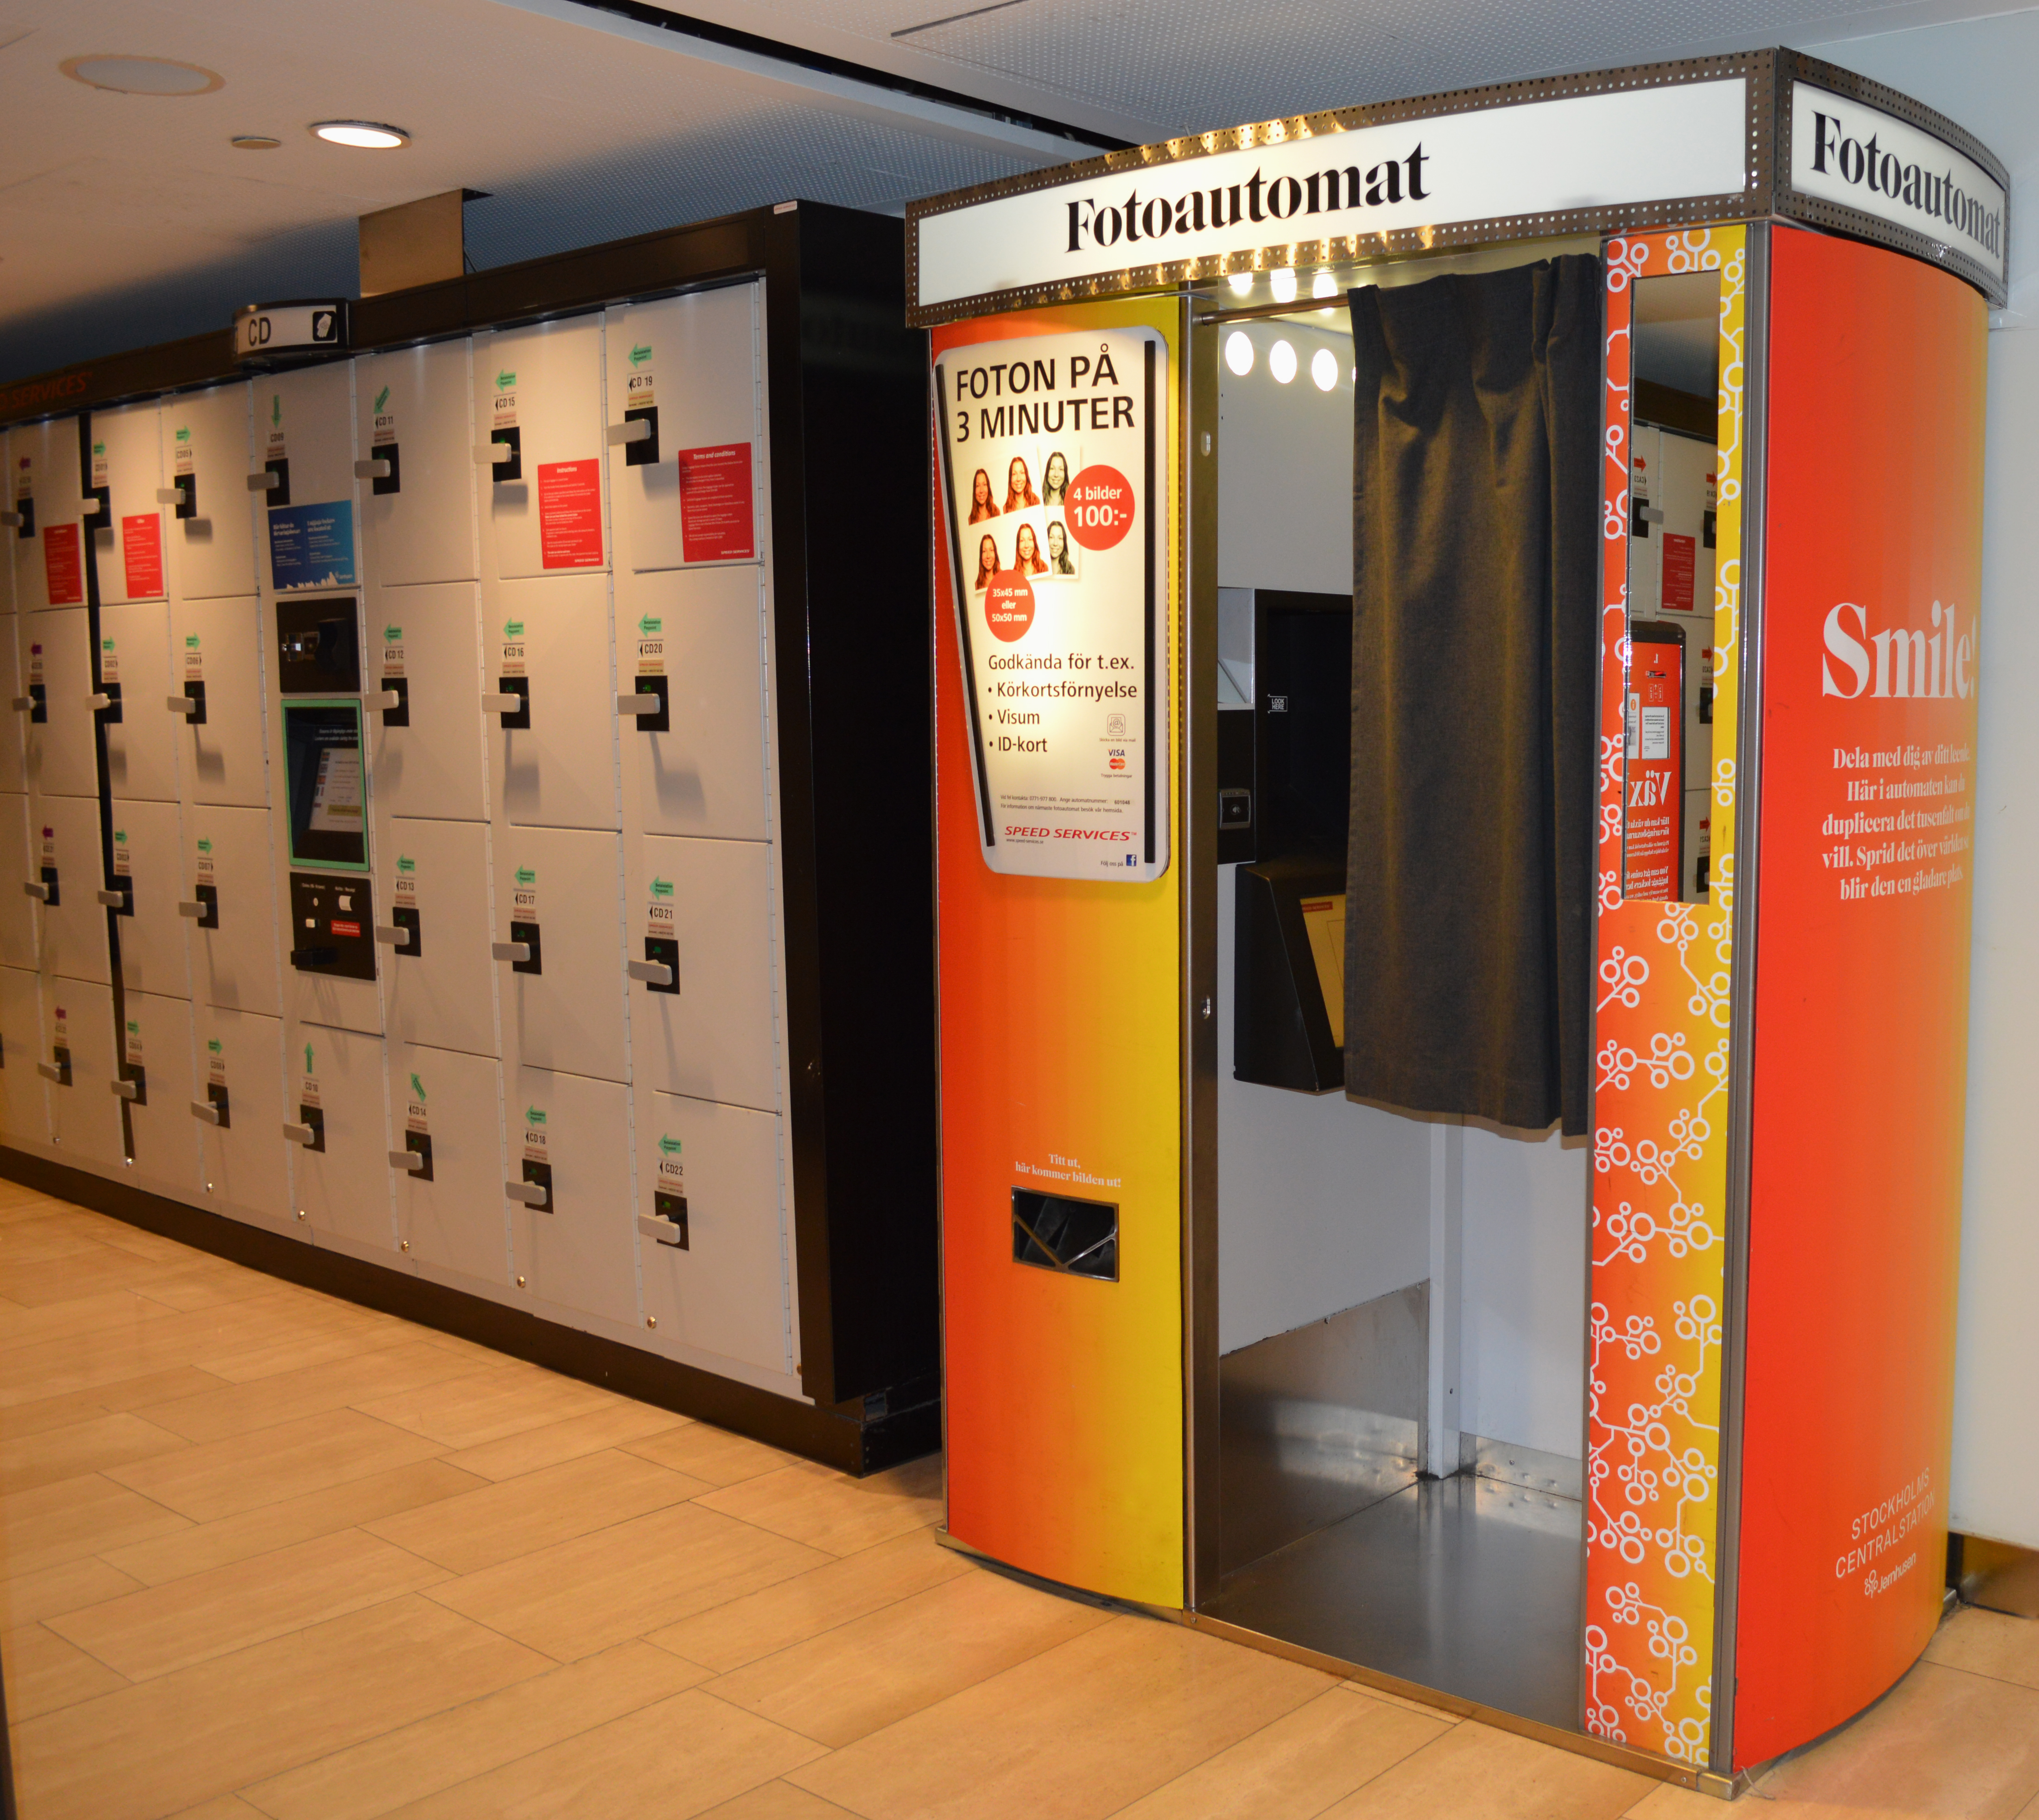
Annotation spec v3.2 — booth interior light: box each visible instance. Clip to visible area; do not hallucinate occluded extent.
[1228,272,1254,297]
[1270,268,1298,304]
[312,120,409,148]
[1312,271,1339,300]
[1311,347,1340,392]
[1224,330,1254,376]
[1269,339,1297,384]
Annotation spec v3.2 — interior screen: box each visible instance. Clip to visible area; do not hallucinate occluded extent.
[283,700,368,870]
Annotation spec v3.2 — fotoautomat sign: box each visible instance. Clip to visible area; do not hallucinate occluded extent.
[935,326,1170,881]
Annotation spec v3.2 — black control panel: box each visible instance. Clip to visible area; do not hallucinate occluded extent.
[276,595,361,695]
[288,872,376,981]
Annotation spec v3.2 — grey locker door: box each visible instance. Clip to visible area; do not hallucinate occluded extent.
[494,824,627,1082]
[369,580,488,822]
[630,834,779,1112]
[12,417,86,616]
[488,571,620,832]
[382,816,496,1056]
[123,988,199,1194]
[0,626,28,796]
[111,796,190,998]
[0,791,38,971]
[193,1004,290,1229]
[47,980,123,1170]
[163,385,260,602]
[173,595,270,809]
[0,965,47,1147]
[101,602,181,801]
[92,402,167,610]
[477,317,609,584]
[358,340,479,588]
[37,794,111,986]
[634,1086,790,1376]
[25,608,100,799]
[254,366,359,598]
[285,1018,394,1252]
[615,563,769,841]
[395,1041,508,1286]
[508,1063,637,1329]
[186,803,282,1015]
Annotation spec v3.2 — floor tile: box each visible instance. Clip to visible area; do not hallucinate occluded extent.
[241,1639,707,1820]
[0,1553,144,1629]
[1,1619,131,1720]
[365,1447,710,1574]
[0,1407,189,1492]
[1312,1719,1658,1819]
[0,1364,230,1439]
[0,1470,192,1576]
[49,1526,451,1680]
[707,1564,1114,1746]
[104,1407,450,1522]
[135,1263,292,1313]
[167,1796,273,1820]
[697,1786,858,1820]
[424,1499,830,1661]
[623,1421,798,1486]
[1619,1782,1724,1816]
[10,1594,551,1820]
[376,1686,825,1819]
[1113,1684,1452,1819]
[696,1460,945,1557]
[354,1365,624,1449]
[1925,1605,2039,1692]
[440,1398,690,1482]
[101,1459,485,1586]
[144,1340,504,1444]
[0,1215,123,1265]
[1753,1658,2039,1818]
[650,1523,974,1674]
[0,1292,189,1379]
[0,1243,187,1306]
[788,1612,1335,1820]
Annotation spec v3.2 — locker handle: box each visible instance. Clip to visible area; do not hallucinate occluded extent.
[110,1079,139,1101]
[1637,505,1665,524]
[388,1149,425,1172]
[95,889,129,908]
[87,693,114,711]
[627,960,674,987]
[80,498,102,517]
[166,695,201,716]
[476,443,517,466]
[607,419,652,446]
[480,693,523,714]
[177,899,207,918]
[282,1121,317,1145]
[189,1100,221,1125]
[10,697,31,712]
[247,470,281,492]
[504,1180,549,1207]
[21,882,49,903]
[492,941,531,963]
[0,511,18,528]
[354,459,393,480]
[615,693,661,717]
[637,1212,685,1247]
[374,925,412,948]
[37,1062,63,1083]
[156,487,186,506]
[372,689,403,711]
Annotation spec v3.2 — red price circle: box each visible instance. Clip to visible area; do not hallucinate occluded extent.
[983,571,1036,643]
[1065,465,1135,551]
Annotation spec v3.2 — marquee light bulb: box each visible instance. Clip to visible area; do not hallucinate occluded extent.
[1270,267,1298,304]
[1269,339,1297,384]
[1224,331,1254,377]
[1311,347,1340,392]
[1312,271,1339,299]
[1227,272,1253,297]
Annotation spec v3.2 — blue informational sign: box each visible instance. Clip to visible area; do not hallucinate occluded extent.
[268,499,357,591]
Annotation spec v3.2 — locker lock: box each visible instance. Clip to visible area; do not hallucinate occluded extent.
[110,1079,139,1101]
[388,1150,425,1172]
[606,420,652,445]
[627,959,674,987]
[21,881,50,903]
[353,459,393,480]
[283,1122,318,1146]
[492,941,532,964]
[374,925,412,949]
[505,1180,549,1208]
[96,888,130,909]
[189,1100,222,1126]
[156,487,186,506]
[247,470,281,492]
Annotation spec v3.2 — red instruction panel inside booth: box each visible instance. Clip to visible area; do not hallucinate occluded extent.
[677,443,755,562]
[538,459,604,569]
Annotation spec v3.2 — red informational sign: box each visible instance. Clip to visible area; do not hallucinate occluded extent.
[121,512,164,599]
[1733,228,1985,1769]
[677,443,755,562]
[329,919,361,940]
[537,459,603,569]
[42,522,83,605]
[1622,629,1683,899]
[1661,531,1696,612]
[1065,464,1134,550]
[982,571,1035,643]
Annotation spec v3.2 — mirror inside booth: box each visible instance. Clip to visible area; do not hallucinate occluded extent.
[1203,236,1611,1729]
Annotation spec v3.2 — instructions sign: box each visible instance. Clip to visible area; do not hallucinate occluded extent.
[935,327,1169,881]
[538,459,603,569]
[42,522,83,605]
[268,500,356,591]
[677,443,756,562]
[122,512,164,599]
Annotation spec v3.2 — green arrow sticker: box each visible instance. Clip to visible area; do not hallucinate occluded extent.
[184,634,200,648]
[514,866,536,885]
[304,1042,315,1073]
[175,427,191,444]
[127,1020,139,1035]
[525,1106,546,1125]
[272,395,282,426]
[374,385,391,413]
[496,370,515,391]
[196,838,212,853]
[397,855,415,874]
[410,1072,425,1102]
[207,1039,222,1054]
[629,344,652,367]
[650,877,673,899]
[93,442,105,456]
[637,615,661,635]
[384,625,402,643]
[503,619,524,638]
[114,829,126,843]
[657,1135,682,1156]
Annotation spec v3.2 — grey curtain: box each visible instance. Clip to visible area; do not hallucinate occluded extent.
[1343,256,1602,1135]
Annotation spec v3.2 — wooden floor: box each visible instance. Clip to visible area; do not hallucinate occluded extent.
[0,1182,2036,1819]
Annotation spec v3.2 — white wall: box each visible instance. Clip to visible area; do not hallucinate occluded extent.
[1805,10,2039,1549]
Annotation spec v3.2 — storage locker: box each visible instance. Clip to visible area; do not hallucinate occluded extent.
[184,802,281,1015]
[24,607,101,800]
[357,338,478,588]
[378,815,495,1057]
[476,316,608,584]
[283,1017,394,1252]
[34,794,109,985]
[391,1040,509,1286]
[507,1063,638,1330]
[252,365,357,598]
[162,385,260,602]
[486,571,619,831]
[44,980,122,1169]
[0,964,46,1147]
[367,580,488,822]
[492,823,627,1082]
[89,402,168,609]
[0,624,25,796]
[190,1002,290,1229]
[11,416,86,616]
[0,791,37,971]
[101,602,181,800]
[628,833,779,1111]
[170,594,270,809]
[634,1087,789,1376]
[120,987,200,1194]
[109,796,189,998]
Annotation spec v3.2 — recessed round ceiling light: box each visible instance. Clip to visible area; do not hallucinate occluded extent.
[312,120,408,149]
[1270,268,1298,305]
[61,55,223,95]
[231,135,280,151]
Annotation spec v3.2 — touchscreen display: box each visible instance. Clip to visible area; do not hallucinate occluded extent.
[283,700,368,870]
